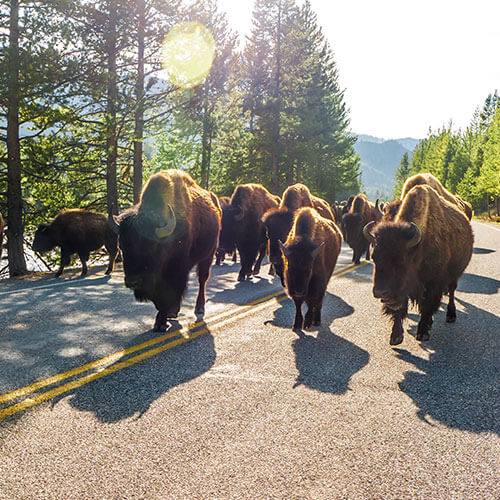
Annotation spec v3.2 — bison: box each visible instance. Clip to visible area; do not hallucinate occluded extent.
[279,207,342,330]
[109,170,221,332]
[401,173,473,220]
[215,196,237,265]
[262,183,335,286]
[33,209,118,277]
[219,183,279,281]
[342,194,381,264]
[363,184,473,345]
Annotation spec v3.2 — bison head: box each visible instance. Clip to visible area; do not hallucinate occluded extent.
[342,212,369,259]
[262,209,294,286]
[363,220,422,309]
[109,205,177,302]
[33,223,57,253]
[280,238,324,299]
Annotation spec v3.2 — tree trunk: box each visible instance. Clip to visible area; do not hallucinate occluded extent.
[6,0,27,276]
[200,106,211,189]
[270,0,282,194]
[133,0,145,204]
[106,0,118,215]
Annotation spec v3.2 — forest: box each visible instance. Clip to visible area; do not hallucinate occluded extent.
[0,0,361,277]
[394,91,500,216]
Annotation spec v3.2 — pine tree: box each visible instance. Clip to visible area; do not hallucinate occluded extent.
[394,152,410,198]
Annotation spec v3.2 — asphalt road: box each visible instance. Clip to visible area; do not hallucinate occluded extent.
[0,221,499,499]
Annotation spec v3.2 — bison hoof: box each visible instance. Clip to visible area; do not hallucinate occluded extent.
[446,313,456,323]
[389,333,403,345]
[153,322,167,332]
[416,331,430,342]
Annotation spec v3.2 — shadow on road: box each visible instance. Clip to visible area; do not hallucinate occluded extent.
[457,272,500,294]
[58,322,216,423]
[472,247,495,254]
[267,293,369,394]
[395,298,500,435]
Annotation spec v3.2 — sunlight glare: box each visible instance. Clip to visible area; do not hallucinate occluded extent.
[161,22,216,89]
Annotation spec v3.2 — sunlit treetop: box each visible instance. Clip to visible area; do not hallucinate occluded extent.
[160,22,216,89]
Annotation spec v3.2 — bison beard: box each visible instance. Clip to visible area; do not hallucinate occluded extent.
[280,207,342,331]
[364,184,473,345]
[112,170,221,332]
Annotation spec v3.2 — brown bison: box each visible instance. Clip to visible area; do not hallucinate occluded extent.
[279,207,342,330]
[109,170,221,332]
[262,183,334,286]
[0,212,3,261]
[33,209,118,277]
[215,196,237,265]
[219,183,279,281]
[363,184,473,345]
[342,194,381,264]
[401,173,473,220]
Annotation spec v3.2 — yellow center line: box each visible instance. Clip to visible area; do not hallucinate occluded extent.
[0,260,370,419]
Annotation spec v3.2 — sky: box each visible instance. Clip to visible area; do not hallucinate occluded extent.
[217,0,500,140]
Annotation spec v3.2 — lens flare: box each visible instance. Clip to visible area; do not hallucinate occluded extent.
[161,22,216,89]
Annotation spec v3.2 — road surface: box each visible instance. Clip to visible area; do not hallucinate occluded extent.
[0,221,499,499]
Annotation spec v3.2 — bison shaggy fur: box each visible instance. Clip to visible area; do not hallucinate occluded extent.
[280,207,342,330]
[342,194,381,264]
[113,170,221,332]
[219,183,279,281]
[365,184,473,345]
[33,209,118,277]
[262,183,334,286]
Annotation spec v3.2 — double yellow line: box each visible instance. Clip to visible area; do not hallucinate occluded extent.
[0,261,368,420]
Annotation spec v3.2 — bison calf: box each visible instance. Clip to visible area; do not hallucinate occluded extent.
[280,207,342,331]
[33,209,118,277]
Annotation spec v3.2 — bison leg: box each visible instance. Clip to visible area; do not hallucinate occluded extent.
[215,248,224,265]
[55,248,71,277]
[195,256,213,317]
[446,281,457,323]
[416,289,442,341]
[232,250,237,262]
[104,233,119,275]
[365,244,371,261]
[385,299,408,345]
[252,243,267,276]
[78,250,90,276]
[293,297,304,331]
[153,311,169,332]
[238,249,255,281]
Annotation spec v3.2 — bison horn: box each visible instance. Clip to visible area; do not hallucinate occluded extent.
[278,240,289,257]
[363,221,376,242]
[407,222,422,248]
[108,214,120,234]
[375,199,384,218]
[155,204,176,239]
[311,242,325,258]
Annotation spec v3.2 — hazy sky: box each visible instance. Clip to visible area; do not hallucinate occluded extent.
[217,0,500,139]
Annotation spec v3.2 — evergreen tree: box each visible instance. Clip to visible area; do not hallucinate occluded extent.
[394,152,410,197]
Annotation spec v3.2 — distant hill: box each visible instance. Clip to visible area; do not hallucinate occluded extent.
[354,135,420,200]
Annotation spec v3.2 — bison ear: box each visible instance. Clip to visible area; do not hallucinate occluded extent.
[310,242,325,258]
[278,240,289,258]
